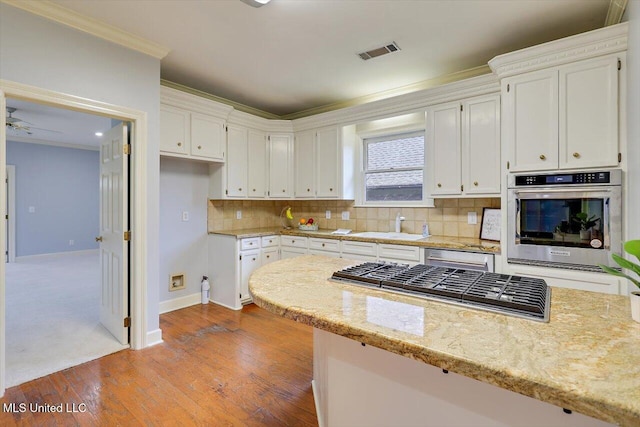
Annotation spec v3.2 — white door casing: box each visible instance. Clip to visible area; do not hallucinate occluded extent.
[99,123,129,345]
[5,166,15,263]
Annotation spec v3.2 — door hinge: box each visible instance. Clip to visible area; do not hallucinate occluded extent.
[618,153,622,163]
[225,189,228,195]
[461,184,464,192]
[124,317,131,328]
[460,105,463,112]
[239,254,242,261]
[506,83,510,93]
[124,231,131,241]
[225,126,228,132]
[268,135,271,141]
[507,161,510,170]
[123,144,131,155]
[618,59,621,70]
[5,214,7,220]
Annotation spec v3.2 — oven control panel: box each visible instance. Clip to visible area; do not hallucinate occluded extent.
[514,171,612,186]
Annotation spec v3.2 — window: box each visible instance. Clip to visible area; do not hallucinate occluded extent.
[363,131,424,202]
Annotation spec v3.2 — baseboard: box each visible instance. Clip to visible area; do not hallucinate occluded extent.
[211,300,242,311]
[146,329,163,347]
[15,249,99,261]
[311,379,325,427]
[159,292,202,314]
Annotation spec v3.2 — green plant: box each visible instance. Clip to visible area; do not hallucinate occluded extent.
[571,212,600,231]
[600,240,640,289]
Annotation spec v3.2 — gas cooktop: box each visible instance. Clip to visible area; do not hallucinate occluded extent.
[331,262,551,322]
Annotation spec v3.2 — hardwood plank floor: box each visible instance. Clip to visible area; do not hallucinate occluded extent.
[0,304,318,426]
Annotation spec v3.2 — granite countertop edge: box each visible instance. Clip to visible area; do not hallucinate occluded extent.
[209,227,501,254]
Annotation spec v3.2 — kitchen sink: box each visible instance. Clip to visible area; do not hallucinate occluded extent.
[350,232,425,241]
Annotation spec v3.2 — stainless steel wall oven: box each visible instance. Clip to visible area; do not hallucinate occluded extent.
[507,170,622,272]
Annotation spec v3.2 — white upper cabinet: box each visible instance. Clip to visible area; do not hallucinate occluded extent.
[268,133,294,198]
[247,129,267,198]
[225,125,249,198]
[294,130,316,198]
[294,126,341,199]
[160,86,231,163]
[427,94,500,197]
[502,69,558,172]
[190,113,225,160]
[559,56,619,169]
[502,55,620,172]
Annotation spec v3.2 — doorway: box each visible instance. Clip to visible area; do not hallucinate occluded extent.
[4,99,129,387]
[0,80,150,396]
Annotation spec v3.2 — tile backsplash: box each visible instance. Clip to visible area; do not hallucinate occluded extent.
[208,198,501,239]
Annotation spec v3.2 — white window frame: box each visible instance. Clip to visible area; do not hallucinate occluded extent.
[355,126,434,207]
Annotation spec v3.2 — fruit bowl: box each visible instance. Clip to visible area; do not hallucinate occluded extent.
[298,224,319,231]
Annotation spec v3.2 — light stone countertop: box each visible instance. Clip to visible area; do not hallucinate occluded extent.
[210,227,501,253]
[249,255,640,426]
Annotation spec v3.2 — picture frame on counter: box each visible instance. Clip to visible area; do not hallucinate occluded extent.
[480,208,501,241]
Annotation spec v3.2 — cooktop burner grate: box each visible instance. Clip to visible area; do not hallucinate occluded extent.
[331,262,550,322]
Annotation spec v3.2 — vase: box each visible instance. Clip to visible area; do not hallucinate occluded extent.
[631,292,640,323]
[579,229,590,240]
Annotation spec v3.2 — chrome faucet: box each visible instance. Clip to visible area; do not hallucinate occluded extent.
[395,212,405,233]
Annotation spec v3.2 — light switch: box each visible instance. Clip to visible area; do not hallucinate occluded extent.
[468,212,477,225]
[182,211,189,222]
[341,211,350,220]
[236,210,242,220]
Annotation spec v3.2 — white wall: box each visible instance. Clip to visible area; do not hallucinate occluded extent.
[159,157,210,303]
[625,1,640,250]
[0,4,161,334]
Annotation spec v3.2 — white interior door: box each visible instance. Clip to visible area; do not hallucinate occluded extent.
[99,123,129,345]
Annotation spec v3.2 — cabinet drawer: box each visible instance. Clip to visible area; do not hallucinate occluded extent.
[281,236,308,248]
[378,244,421,262]
[262,248,280,265]
[261,235,279,248]
[308,238,340,252]
[240,238,260,251]
[341,240,377,257]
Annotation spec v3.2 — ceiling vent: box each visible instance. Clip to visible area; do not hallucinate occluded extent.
[358,42,401,61]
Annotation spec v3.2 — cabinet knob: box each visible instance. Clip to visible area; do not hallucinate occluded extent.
[307,188,310,192]
[322,243,325,247]
[177,142,182,147]
[266,255,270,258]
[197,145,202,150]
[239,188,242,191]
[252,258,256,261]
[573,152,580,158]
[437,183,442,188]
[329,188,333,191]
[282,189,286,192]
[539,154,546,160]
[474,181,478,186]
[253,189,256,192]
[292,240,295,243]
[269,240,272,243]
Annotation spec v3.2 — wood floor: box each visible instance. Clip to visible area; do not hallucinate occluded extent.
[0,303,318,426]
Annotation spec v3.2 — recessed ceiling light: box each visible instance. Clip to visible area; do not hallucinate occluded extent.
[240,0,271,7]
[95,132,103,137]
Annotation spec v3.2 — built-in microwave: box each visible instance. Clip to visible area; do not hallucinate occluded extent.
[507,170,622,272]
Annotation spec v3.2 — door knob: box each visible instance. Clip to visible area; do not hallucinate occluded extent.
[95,236,103,242]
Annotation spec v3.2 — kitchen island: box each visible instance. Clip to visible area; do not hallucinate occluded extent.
[249,255,640,427]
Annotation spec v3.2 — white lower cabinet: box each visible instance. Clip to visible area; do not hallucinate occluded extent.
[208,234,280,309]
[308,238,341,258]
[378,244,423,266]
[341,240,378,262]
[280,236,309,259]
[508,264,622,295]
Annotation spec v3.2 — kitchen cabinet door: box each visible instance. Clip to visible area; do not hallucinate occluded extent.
[427,102,462,195]
[294,130,316,198]
[160,105,189,155]
[316,127,340,198]
[190,112,225,161]
[503,68,558,172]
[226,125,248,198]
[280,247,308,259]
[559,56,619,169]
[268,133,294,198]
[240,250,261,303]
[463,94,501,195]
[247,129,267,198]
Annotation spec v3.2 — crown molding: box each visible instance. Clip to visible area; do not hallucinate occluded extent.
[227,110,293,133]
[1,0,170,59]
[604,0,628,27]
[6,135,99,151]
[161,80,280,120]
[161,86,234,119]
[489,22,628,78]
[281,65,491,121]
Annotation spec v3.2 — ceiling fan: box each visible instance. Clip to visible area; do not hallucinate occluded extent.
[6,106,61,135]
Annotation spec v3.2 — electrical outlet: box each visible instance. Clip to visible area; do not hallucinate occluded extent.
[326,210,331,219]
[182,211,189,222]
[69,240,74,246]
[236,210,242,220]
[341,211,350,221]
[28,206,35,213]
[468,212,478,225]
